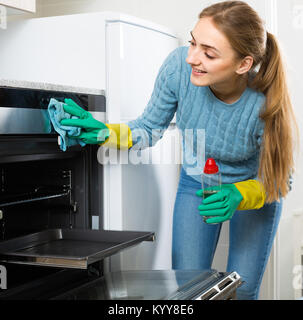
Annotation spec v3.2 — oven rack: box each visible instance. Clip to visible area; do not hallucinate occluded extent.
[0,187,70,208]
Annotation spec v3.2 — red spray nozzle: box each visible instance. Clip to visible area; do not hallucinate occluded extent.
[203,158,219,174]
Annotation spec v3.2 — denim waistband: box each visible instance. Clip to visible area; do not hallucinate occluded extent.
[179,167,202,188]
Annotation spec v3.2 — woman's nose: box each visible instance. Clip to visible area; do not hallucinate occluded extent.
[186,49,200,65]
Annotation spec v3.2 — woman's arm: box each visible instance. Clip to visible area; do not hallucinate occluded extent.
[60,48,182,149]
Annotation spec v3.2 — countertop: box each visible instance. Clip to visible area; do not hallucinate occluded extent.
[0,78,105,95]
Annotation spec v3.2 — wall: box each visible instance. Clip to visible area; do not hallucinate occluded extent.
[275,0,303,299]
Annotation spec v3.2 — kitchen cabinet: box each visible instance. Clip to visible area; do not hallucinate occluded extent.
[0,0,36,13]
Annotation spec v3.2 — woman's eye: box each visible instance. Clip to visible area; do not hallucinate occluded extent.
[188,41,215,59]
[205,53,215,59]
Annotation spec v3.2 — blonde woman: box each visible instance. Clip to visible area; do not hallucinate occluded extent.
[61,1,297,299]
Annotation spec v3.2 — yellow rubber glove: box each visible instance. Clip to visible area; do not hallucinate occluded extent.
[100,123,133,150]
[234,179,266,210]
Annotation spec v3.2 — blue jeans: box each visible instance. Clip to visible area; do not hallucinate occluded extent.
[172,168,282,300]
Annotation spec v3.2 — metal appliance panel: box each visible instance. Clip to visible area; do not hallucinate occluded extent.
[0,107,51,134]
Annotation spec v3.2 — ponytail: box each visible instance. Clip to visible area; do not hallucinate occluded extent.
[251,32,298,202]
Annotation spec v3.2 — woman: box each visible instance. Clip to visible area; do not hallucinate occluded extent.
[61,1,297,299]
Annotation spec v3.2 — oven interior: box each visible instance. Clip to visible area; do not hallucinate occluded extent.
[0,140,100,297]
[1,155,89,239]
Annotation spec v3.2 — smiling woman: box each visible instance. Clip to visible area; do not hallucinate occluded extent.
[172,0,297,300]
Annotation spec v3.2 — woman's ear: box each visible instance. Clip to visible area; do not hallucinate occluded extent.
[236,56,254,74]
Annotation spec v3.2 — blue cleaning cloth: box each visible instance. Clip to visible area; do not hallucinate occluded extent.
[48,98,86,151]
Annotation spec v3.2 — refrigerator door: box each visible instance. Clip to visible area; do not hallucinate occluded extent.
[104,20,180,270]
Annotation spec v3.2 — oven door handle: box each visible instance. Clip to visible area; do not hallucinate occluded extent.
[195,272,243,300]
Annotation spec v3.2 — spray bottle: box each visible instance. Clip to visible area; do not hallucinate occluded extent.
[201,158,221,223]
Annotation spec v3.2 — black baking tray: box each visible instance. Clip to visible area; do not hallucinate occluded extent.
[0,229,155,269]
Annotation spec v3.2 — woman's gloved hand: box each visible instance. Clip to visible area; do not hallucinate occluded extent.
[60,98,110,144]
[196,184,243,224]
[196,179,266,224]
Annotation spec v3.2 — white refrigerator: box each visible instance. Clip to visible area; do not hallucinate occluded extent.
[0,12,181,271]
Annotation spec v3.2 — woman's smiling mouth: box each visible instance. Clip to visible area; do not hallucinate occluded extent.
[192,68,207,76]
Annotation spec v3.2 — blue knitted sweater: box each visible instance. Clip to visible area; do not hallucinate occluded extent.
[127,46,266,184]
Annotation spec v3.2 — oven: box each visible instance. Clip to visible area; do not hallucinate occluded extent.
[0,82,242,300]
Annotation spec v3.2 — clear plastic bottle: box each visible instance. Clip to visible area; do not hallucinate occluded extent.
[201,158,221,223]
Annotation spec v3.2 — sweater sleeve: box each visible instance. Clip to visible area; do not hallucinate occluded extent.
[127,47,182,150]
[253,112,265,148]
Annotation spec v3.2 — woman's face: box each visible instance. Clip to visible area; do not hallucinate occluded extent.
[186,17,242,87]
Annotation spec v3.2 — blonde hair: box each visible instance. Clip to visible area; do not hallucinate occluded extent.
[199,1,298,202]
